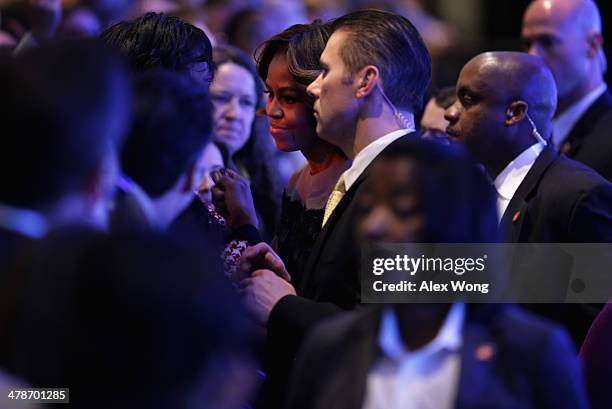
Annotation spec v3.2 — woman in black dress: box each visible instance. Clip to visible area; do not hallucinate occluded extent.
[255,21,349,282]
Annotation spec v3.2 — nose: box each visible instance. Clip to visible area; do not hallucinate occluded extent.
[266,95,282,119]
[307,73,322,99]
[444,101,459,124]
[223,97,239,119]
[359,206,390,242]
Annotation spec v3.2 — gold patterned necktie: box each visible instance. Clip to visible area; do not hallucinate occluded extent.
[322,174,346,227]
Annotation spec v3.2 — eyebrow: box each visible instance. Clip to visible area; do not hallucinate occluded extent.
[456,85,470,96]
[264,82,299,92]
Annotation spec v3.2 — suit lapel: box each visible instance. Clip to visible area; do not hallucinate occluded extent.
[562,90,612,156]
[454,306,502,409]
[319,307,381,409]
[299,176,363,294]
[499,146,557,243]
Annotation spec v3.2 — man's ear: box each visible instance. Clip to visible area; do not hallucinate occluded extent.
[355,65,379,98]
[504,101,528,126]
[586,32,604,59]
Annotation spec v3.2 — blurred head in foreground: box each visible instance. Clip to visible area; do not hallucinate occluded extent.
[1,230,255,409]
[0,39,131,232]
[356,137,498,244]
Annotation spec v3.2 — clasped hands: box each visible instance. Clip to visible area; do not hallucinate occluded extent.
[237,243,296,326]
[210,168,295,325]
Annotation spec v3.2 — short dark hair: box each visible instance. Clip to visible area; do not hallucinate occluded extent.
[100,12,214,74]
[121,70,213,198]
[0,39,130,209]
[330,9,431,112]
[255,20,331,105]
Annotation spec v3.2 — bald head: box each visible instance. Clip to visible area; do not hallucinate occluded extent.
[522,0,605,111]
[466,52,557,119]
[525,0,601,34]
[445,52,557,175]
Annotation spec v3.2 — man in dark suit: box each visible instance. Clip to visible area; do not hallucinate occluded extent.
[239,10,431,408]
[444,51,612,344]
[522,0,612,180]
[444,51,612,243]
[285,138,588,409]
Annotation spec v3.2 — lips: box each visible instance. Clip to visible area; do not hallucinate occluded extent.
[217,125,241,134]
[270,126,289,136]
[446,126,460,138]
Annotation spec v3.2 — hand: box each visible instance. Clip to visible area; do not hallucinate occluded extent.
[238,242,290,282]
[239,269,296,326]
[212,168,259,230]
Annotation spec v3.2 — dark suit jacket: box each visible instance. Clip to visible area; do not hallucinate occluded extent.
[500,145,612,243]
[580,303,612,409]
[261,133,418,409]
[561,89,612,181]
[285,305,589,409]
[499,145,612,346]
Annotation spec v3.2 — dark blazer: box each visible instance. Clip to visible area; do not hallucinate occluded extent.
[285,305,589,409]
[261,133,418,409]
[561,89,612,181]
[499,145,612,243]
[499,145,612,346]
[580,303,612,409]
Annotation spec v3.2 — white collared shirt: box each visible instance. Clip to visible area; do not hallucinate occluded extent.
[552,84,607,149]
[344,126,415,191]
[362,303,465,409]
[0,203,47,239]
[494,142,545,222]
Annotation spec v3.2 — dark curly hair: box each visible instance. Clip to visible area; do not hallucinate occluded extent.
[255,20,331,107]
[100,12,214,75]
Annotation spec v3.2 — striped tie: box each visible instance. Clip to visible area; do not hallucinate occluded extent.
[322,174,346,227]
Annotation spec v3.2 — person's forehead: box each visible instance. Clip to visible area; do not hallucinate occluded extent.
[321,30,349,63]
[266,54,295,85]
[522,1,575,36]
[458,59,499,95]
[212,63,255,94]
[372,158,418,186]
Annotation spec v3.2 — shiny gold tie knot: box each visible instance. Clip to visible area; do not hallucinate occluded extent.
[322,174,346,227]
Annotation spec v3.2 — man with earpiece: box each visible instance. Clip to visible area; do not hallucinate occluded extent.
[522,0,612,181]
[445,51,612,345]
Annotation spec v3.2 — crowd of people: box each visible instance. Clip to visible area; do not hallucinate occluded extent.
[0,0,612,408]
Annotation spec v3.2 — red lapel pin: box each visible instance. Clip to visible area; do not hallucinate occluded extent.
[512,211,521,224]
[475,343,495,361]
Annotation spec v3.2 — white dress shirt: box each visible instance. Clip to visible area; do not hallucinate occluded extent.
[0,203,47,238]
[344,126,415,190]
[494,142,545,222]
[552,84,607,149]
[362,303,465,409]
